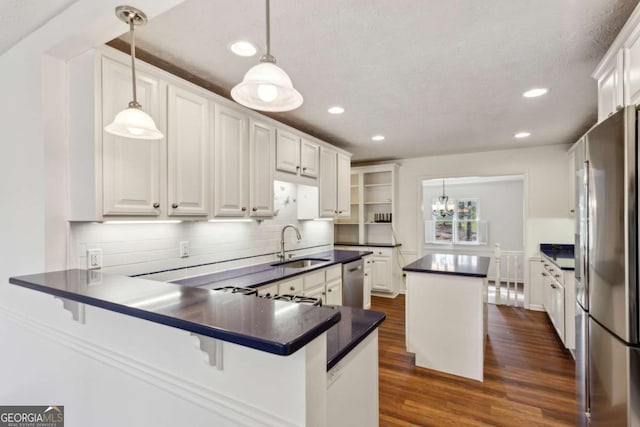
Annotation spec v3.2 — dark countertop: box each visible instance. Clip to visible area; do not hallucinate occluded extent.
[8,269,341,356]
[540,243,575,271]
[402,253,491,278]
[334,242,402,248]
[173,250,372,290]
[324,305,386,370]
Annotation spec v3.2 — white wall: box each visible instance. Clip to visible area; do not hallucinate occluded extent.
[396,144,573,258]
[391,144,574,304]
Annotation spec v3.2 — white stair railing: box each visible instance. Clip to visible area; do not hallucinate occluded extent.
[493,244,524,307]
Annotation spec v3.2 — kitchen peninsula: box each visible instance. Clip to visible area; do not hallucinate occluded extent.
[403,253,491,381]
[9,252,385,426]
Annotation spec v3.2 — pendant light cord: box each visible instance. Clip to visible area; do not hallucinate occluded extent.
[129,17,140,108]
[261,0,275,63]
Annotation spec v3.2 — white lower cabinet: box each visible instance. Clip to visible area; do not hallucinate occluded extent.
[277,277,304,296]
[540,255,575,350]
[371,251,392,293]
[334,245,399,297]
[260,264,344,305]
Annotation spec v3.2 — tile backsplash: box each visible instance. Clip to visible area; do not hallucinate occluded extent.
[70,181,333,280]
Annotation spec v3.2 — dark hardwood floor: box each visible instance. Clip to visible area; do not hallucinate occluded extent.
[372,295,576,426]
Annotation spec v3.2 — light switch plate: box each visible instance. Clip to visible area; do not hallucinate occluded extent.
[87,248,102,270]
[180,241,190,258]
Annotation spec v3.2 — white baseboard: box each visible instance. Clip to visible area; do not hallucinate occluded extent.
[526,304,545,312]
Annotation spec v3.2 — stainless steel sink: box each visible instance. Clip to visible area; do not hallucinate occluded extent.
[271,258,329,268]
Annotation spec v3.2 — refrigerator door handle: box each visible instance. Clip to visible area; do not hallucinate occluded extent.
[583,159,589,304]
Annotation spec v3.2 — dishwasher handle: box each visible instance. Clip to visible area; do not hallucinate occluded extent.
[347,265,362,273]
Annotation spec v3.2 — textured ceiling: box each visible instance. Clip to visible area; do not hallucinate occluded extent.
[118,1,635,162]
[0,0,76,54]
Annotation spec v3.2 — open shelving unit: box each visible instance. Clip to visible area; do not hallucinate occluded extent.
[334,164,399,245]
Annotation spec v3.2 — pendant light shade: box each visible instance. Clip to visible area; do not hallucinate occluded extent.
[231,0,303,112]
[105,6,163,140]
[432,180,455,217]
[231,62,303,112]
[105,106,163,140]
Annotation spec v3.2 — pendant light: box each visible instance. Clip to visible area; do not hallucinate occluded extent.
[104,6,163,140]
[432,180,455,217]
[231,0,303,112]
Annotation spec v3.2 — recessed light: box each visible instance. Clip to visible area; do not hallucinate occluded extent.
[514,132,531,139]
[328,106,345,114]
[523,88,548,98]
[371,135,385,141]
[229,40,257,57]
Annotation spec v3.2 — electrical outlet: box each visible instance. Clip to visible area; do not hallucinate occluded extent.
[179,241,190,258]
[87,248,102,270]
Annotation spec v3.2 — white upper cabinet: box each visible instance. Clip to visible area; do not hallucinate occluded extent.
[249,119,275,217]
[276,130,319,179]
[595,5,640,121]
[275,129,300,174]
[319,147,338,217]
[214,104,248,217]
[67,47,352,222]
[101,56,165,216]
[319,148,351,218]
[300,138,319,178]
[167,85,210,216]
[336,153,351,216]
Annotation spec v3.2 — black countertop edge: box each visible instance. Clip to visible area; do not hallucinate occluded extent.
[173,250,373,289]
[9,271,341,356]
[325,306,386,371]
[540,252,575,271]
[402,253,491,278]
[334,242,402,248]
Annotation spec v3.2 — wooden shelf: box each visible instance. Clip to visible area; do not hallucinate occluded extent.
[363,201,392,205]
[364,183,391,188]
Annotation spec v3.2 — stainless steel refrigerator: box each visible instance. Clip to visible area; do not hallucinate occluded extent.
[575,106,640,426]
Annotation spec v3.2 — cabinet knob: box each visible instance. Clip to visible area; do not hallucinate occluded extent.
[550,283,557,289]
[302,167,307,172]
[542,272,547,276]
[328,288,332,293]
[555,274,561,279]
[172,203,179,209]
[252,207,257,212]
[371,260,375,263]
[241,207,247,211]
[338,211,343,214]
[153,203,160,209]
[296,165,300,170]
[290,286,295,291]
[365,273,368,276]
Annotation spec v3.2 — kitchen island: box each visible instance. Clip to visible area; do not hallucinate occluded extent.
[403,253,491,381]
[9,266,385,426]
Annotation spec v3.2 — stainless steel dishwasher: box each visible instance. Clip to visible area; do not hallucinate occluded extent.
[342,258,364,308]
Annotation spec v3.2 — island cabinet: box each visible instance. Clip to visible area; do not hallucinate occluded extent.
[67,45,351,222]
[595,6,640,121]
[403,253,491,382]
[8,269,385,427]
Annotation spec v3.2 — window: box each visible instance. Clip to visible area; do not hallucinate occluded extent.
[426,198,487,245]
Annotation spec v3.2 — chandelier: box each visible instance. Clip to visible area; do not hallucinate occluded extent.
[432,180,455,217]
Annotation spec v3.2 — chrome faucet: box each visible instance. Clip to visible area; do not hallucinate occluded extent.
[279,224,301,259]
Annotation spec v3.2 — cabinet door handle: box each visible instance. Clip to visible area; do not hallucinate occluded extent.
[241,207,247,211]
[252,207,257,212]
[153,203,160,208]
[172,203,179,209]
